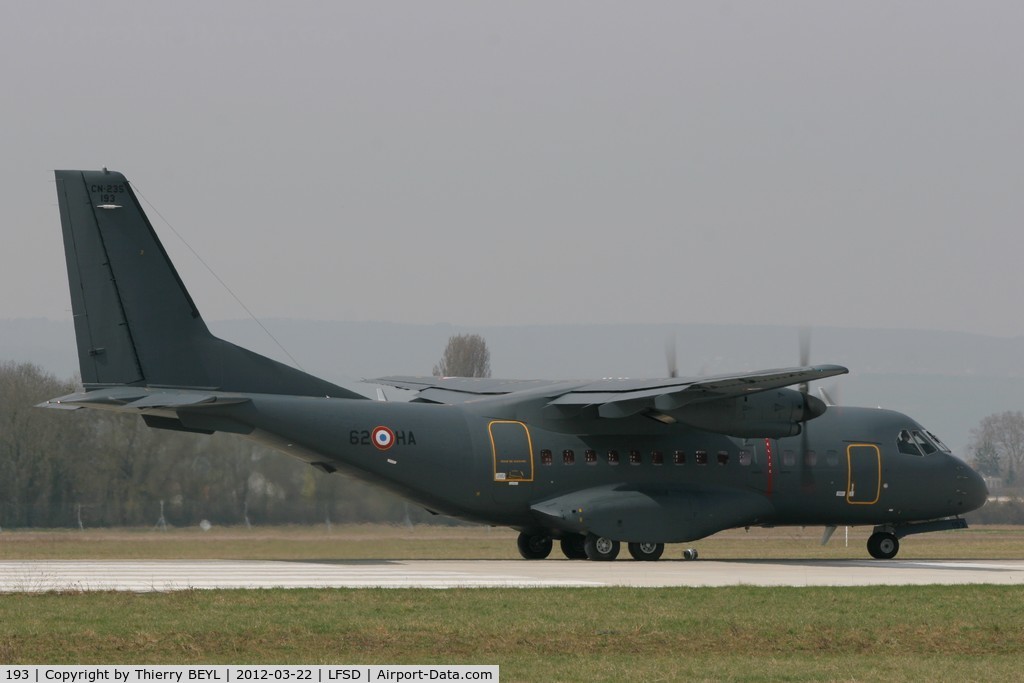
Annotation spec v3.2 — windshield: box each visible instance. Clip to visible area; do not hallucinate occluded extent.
[926,430,952,453]
[896,429,941,456]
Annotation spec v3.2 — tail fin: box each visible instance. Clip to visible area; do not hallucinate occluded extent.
[54,169,362,399]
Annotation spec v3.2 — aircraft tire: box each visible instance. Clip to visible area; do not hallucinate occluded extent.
[867,532,899,560]
[584,533,620,561]
[560,534,588,560]
[517,531,553,560]
[627,542,665,561]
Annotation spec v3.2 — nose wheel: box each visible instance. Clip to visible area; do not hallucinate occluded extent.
[867,531,899,559]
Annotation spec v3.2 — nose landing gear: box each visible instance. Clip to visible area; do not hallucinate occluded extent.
[867,531,899,559]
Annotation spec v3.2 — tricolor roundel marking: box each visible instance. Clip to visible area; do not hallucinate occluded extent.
[372,426,396,451]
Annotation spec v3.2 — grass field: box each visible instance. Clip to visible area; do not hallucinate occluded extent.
[2,525,1023,682]
[2,523,1023,561]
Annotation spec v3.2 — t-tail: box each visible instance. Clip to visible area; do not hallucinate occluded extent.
[53,169,361,399]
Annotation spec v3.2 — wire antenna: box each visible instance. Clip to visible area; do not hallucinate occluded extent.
[132,183,306,371]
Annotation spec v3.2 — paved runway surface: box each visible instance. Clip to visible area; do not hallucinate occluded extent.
[3,558,1024,591]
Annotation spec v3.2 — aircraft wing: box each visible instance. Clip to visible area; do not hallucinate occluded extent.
[548,364,848,418]
[375,365,847,418]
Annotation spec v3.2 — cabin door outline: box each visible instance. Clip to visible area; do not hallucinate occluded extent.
[846,443,881,505]
[488,420,534,484]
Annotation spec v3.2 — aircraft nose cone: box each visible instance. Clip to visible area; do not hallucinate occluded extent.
[959,463,989,513]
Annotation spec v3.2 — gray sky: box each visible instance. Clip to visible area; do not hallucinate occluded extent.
[4,2,1024,336]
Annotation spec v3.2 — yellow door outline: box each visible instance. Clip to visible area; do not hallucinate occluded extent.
[846,443,881,505]
[488,420,534,483]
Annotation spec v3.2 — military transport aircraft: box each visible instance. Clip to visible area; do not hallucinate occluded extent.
[43,169,988,561]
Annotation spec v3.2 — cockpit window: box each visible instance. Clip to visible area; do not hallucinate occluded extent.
[897,429,940,456]
[897,430,922,456]
[912,430,937,455]
[926,431,952,453]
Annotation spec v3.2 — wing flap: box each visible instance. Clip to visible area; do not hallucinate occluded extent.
[374,376,565,395]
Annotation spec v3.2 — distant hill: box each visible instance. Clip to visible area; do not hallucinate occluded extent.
[4,317,1024,454]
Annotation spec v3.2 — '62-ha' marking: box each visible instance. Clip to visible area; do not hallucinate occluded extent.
[349,426,417,450]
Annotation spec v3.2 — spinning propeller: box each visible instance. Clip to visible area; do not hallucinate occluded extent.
[665,334,678,379]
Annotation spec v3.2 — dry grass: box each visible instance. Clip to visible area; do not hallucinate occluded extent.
[1,523,1022,561]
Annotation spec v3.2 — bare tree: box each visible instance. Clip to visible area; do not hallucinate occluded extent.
[433,334,491,378]
[970,411,1024,485]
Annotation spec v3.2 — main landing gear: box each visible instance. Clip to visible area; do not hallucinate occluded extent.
[627,541,665,561]
[516,531,553,559]
[559,534,588,559]
[516,531,676,561]
[584,533,620,561]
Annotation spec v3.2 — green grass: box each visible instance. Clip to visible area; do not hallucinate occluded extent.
[1,586,1022,681]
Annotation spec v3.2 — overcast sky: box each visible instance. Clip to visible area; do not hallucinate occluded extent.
[3,2,1023,337]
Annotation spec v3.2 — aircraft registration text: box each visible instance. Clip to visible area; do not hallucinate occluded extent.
[350,428,417,449]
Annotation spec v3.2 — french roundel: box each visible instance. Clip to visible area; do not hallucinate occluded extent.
[372,426,396,450]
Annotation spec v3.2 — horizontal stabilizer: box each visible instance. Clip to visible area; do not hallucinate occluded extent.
[40,387,251,412]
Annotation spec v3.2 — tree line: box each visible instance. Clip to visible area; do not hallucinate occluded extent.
[0,361,440,529]
[0,335,492,529]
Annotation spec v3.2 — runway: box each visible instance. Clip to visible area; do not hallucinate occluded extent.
[2,558,1024,591]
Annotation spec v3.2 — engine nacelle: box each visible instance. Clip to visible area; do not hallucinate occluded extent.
[669,388,825,438]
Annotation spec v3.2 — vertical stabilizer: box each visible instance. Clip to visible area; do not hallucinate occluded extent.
[54,169,362,399]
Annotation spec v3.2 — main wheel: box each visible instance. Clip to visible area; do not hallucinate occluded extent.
[584,533,620,561]
[517,531,553,560]
[867,532,899,560]
[560,534,588,560]
[627,541,665,561]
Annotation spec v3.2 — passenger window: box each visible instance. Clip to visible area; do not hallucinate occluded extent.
[652,450,664,465]
[629,450,642,465]
[608,450,620,465]
[804,450,817,467]
[695,450,708,465]
[673,450,686,465]
[826,450,839,467]
[782,450,796,467]
[717,451,729,465]
[563,449,575,465]
[541,449,553,466]
[738,449,751,466]
[585,449,597,464]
